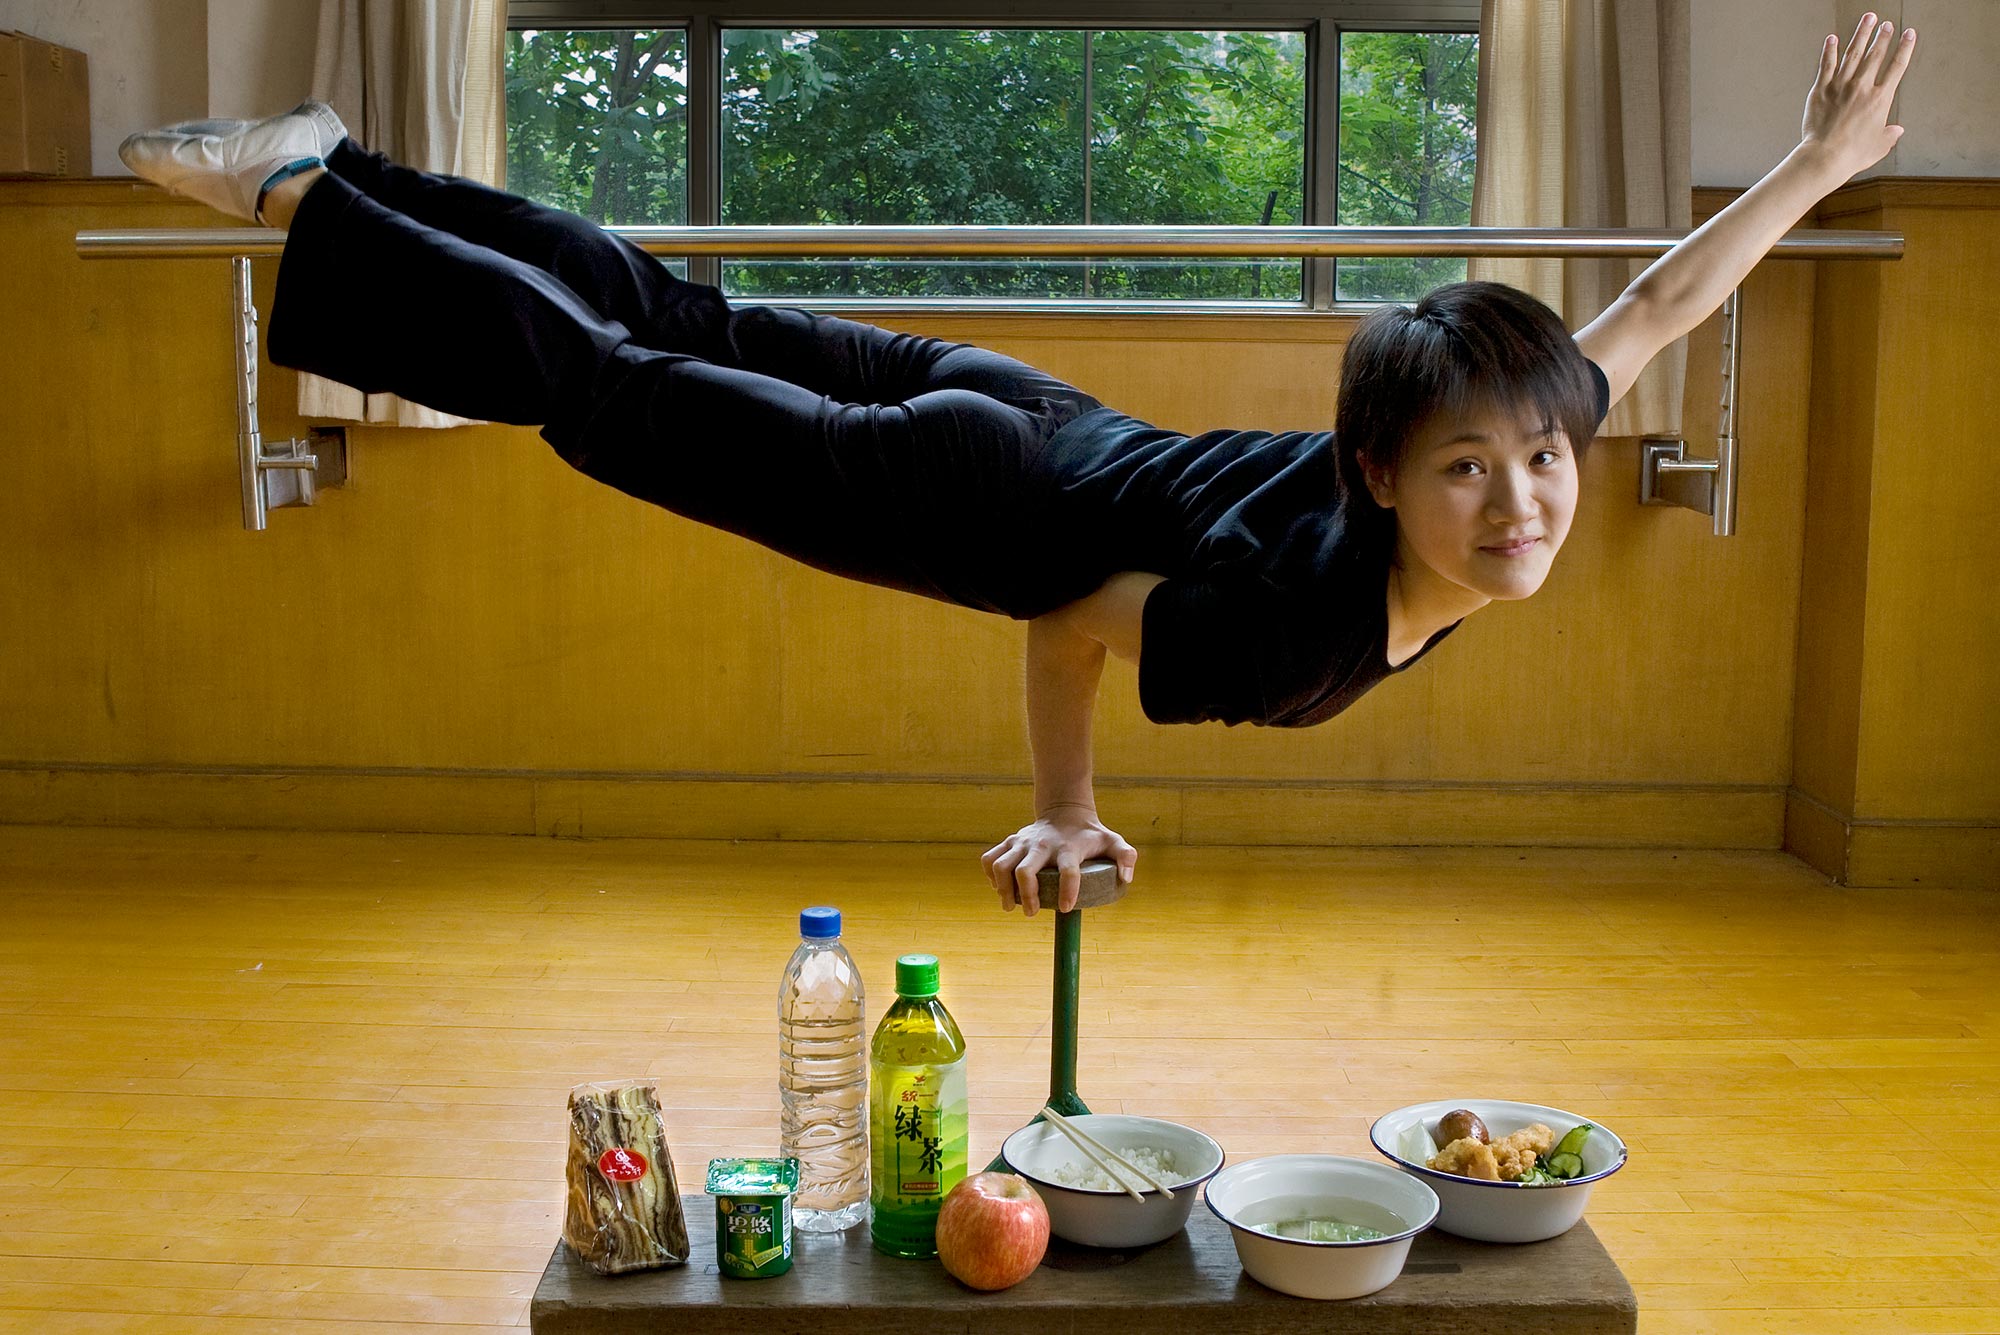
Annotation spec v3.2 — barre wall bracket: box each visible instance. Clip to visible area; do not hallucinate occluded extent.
[1638,285,1742,537]
[233,256,344,531]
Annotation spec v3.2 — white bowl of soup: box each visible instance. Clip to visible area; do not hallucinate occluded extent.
[1369,1098,1628,1243]
[1203,1155,1439,1300]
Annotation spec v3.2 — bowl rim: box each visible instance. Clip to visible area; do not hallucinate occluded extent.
[1367,1098,1630,1191]
[1000,1114,1225,1200]
[1202,1153,1440,1250]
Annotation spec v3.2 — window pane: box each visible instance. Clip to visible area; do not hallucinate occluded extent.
[505,27,689,275]
[722,28,1084,297]
[1087,30,1305,301]
[1336,31,1477,302]
[721,28,1305,301]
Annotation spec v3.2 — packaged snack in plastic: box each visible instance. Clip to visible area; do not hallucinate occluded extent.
[562,1079,690,1275]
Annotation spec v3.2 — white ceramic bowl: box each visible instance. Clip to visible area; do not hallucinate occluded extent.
[1204,1155,1439,1300]
[1369,1098,1629,1244]
[1000,1114,1224,1248]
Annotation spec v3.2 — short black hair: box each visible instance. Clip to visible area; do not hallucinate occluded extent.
[1334,281,1599,512]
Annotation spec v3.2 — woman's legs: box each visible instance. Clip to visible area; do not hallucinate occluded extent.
[267,172,641,429]
[264,170,1064,608]
[317,139,737,367]
[312,138,1101,422]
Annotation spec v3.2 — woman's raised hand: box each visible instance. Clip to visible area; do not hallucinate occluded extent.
[981,804,1138,917]
[1802,13,1917,180]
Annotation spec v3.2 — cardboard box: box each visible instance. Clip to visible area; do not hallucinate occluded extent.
[0,30,90,177]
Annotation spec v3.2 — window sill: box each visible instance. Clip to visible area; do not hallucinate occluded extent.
[728,296,1392,318]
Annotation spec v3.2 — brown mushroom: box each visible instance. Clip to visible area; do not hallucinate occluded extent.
[1436,1109,1489,1145]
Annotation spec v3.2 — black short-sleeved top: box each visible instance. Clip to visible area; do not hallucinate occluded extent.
[1018,358,1613,728]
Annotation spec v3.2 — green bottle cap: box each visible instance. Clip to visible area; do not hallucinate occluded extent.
[895,953,940,997]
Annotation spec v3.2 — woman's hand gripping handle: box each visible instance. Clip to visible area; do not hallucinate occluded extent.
[982,805,1138,917]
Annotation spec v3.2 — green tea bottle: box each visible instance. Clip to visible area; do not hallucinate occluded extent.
[868,953,968,1258]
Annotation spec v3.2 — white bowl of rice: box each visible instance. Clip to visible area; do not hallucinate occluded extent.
[1000,1113,1225,1248]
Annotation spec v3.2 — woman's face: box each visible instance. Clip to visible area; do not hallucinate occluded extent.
[1366,397,1580,603]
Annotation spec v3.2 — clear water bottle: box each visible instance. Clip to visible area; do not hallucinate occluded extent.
[779,905,868,1232]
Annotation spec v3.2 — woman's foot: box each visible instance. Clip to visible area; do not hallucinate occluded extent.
[256,166,326,230]
[118,102,346,225]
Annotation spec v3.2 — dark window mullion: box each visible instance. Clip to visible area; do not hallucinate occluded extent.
[1082,28,1094,299]
[688,14,721,287]
[1306,13,1339,309]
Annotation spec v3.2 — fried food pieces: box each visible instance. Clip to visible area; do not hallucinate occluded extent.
[1428,1122,1555,1182]
[1428,1136,1502,1180]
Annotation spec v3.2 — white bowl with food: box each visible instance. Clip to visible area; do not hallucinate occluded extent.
[1204,1154,1439,1300]
[1000,1113,1224,1248]
[1368,1099,1628,1244]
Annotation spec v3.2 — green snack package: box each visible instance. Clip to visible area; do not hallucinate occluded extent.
[705,1158,800,1279]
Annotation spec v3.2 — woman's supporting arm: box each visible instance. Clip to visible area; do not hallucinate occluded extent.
[1024,569,1157,813]
[1577,14,1917,407]
[1025,611,1107,817]
[981,572,1158,917]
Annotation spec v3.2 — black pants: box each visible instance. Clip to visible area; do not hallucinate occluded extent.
[267,140,1103,613]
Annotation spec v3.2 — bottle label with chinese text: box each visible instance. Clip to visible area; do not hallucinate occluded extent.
[870,1057,968,1202]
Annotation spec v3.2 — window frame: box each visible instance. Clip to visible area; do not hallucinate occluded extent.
[505,1,1481,311]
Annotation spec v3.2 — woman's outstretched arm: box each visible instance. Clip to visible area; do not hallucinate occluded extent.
[1576,13,1917,408]
[981,572,1158,917]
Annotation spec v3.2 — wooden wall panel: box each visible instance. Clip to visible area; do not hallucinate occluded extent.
[1786,179,2000,887]
[1848,198,2000,820]
[1793,250,1878,819]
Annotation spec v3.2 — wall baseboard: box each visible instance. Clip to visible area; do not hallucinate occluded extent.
[0,764,1787,849]
[1784,789,1999,890]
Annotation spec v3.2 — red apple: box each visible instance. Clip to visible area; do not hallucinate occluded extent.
[935,1171,1050,1291]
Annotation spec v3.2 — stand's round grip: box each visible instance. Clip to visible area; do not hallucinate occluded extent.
[1033,858,1126,911]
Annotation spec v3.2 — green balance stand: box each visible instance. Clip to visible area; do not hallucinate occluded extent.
[986,858,1126,1171]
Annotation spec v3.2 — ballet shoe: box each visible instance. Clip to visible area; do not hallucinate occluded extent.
[288,100,350,156]
[118,106,333,224]
[143,102,348,159]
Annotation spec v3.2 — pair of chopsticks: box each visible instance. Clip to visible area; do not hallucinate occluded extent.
[1039,1105,1177,1204]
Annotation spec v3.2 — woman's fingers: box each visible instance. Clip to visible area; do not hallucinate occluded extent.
[1837,14,1875,84]
[1859,20,1897,83]
[1879,26,1916,93]
[1013,848,1048,918]
[1055,852,1082,913]
[989,844,1026,909]
[1112,837,1138,885]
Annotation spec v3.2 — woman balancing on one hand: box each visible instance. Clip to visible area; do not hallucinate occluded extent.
[119,18,1915,918]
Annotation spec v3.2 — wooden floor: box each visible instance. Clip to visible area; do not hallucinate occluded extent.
[0,826,1993,1333]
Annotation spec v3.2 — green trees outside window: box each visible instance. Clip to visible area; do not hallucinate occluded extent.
[504,26,1474,303]
[506,29,690,228]
[1336,30,1476,299]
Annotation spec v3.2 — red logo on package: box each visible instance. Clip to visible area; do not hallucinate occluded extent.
[598,1147,648,1182]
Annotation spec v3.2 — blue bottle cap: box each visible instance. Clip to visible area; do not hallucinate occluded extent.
[799,906,841,939]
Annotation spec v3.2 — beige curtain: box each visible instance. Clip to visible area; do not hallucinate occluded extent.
[297,0,508,427]
[1469,0,1691,438]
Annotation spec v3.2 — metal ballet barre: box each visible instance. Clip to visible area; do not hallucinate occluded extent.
[76,223,1902,532]
[76,223,1904,260]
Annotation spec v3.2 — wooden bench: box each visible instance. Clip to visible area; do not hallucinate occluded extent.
[531,1193,1638,1334]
